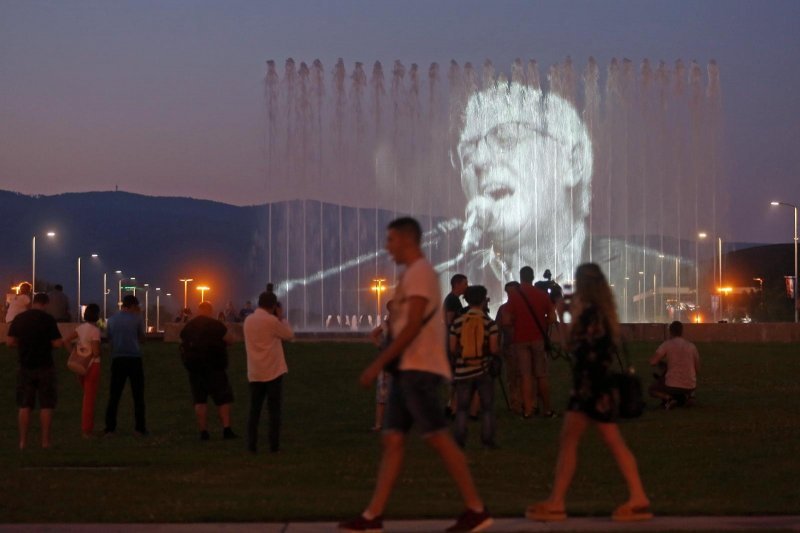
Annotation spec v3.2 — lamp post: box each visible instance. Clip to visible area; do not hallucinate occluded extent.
[31,231,56,294]
[144,283,150,331]
[638,271,645,322]
[77,253,99,321]
[155,288,161,332]
[116,271,126,310]
[196,285,210,303]
[753,277,764,317]
[770,201,798,323]
[179,278,194,309]
[697,232,707,314]
[371,278,387,325]
[102,273,111,321]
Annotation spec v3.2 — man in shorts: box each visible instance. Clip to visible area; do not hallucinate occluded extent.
[6,292,64,449]
[339,217,491,533]
[649,321,700,409]
[180,301,237,440]
[503,266,557,418]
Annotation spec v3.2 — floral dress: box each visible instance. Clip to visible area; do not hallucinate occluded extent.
[566,305,618,423]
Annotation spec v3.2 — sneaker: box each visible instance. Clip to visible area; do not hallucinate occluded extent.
[223,427,238,440]
[446,508,493,532]
[338,514,383,532]
[200,430,210,441]
[542,411,559,419]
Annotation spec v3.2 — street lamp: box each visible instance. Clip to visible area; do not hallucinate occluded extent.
[77,253,99,321]
[31,231,56,293]
[770,201,798,323]
[179,278,194,309]
[697,232,708,318]
[116,271,126,310]
[371,278,387,325]
[144,283,150,331]
[753,277,765,317]
[196,285,210,303]
[155,288,162,332]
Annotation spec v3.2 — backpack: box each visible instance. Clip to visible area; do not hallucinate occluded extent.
[459,312,485,362]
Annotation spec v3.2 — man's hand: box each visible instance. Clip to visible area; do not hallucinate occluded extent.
[359,359,383,388]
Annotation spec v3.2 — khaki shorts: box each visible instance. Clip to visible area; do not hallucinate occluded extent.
[513,341,548,378]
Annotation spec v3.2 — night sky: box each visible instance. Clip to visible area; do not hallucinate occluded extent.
[2,0,799,244]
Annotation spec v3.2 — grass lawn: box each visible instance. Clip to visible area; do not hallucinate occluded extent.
[0,340,798,522]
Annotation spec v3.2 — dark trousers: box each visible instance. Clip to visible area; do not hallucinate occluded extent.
[104,357,146,434]
[247,376,283,453]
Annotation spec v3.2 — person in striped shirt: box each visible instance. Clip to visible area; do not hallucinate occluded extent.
[448,285,500,449]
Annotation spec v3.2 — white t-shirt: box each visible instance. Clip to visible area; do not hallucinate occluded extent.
[243,308,294,382]
[75,322,102,363]
[391,257,451,379]
[5,294,31,323]
[654,337,699,389]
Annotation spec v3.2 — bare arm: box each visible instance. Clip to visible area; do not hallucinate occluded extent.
[449,331,458,354]
[64,331,78,344]
[649,346,666,366]
[90,340,101,359]
[359,296,427,387]
[489,331,499,355]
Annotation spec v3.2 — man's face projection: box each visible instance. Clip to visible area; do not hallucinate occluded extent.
[457,83,591,249]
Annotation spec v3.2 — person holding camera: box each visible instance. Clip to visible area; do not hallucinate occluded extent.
[243,291,294,453]
[449,285,499,449]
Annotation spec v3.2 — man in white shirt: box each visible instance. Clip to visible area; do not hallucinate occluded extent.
[339,217,491,533]
[649,321,700,409]
[243,291,293,453]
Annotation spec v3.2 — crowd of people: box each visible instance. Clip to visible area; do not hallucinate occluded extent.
[4,215,702,532]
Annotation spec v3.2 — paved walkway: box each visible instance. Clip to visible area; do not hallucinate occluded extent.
[2,517,799,532]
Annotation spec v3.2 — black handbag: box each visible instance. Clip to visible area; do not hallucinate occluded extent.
[612,343,645,419]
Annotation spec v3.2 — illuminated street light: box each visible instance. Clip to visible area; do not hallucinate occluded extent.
[697,232,708,319]
[77,253,100,321]
[179,278,194,309]
[196,285,210,303]
[31,231,56,293]
[371,278,387,325]
[770,201,798,323]
[144,283,150,331]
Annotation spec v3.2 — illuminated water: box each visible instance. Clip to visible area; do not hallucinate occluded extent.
[262,58,724,328]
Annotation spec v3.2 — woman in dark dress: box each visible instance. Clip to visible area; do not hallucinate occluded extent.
[527,263,652,523]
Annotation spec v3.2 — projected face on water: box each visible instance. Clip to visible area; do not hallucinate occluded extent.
[456,82,592,285]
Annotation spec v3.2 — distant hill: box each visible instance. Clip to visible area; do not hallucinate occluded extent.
[0,189,268,317]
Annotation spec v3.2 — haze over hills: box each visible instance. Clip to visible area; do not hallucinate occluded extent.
[1,189,794,323]
[0,189,269,317]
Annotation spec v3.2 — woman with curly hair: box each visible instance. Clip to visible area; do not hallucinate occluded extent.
[527,263,652,523]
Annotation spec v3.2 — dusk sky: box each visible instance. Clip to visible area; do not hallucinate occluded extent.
[2,0,799,244]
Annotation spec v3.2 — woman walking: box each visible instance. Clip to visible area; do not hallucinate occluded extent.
[66,304,102,438]
[527,263,652,522]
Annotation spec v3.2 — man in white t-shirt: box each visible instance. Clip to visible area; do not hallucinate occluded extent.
[649,321,700,409]
[339,217,491,533]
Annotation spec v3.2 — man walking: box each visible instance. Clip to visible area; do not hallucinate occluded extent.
[104,295,148,436]
[46,284,71,323]
[339,217,491,533]
[504,266,557,418]
[243,291,294,453]
[180,301,237,440]
[6,293,63,449]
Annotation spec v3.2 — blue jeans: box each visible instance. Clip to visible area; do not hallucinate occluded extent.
[454,372,495,447]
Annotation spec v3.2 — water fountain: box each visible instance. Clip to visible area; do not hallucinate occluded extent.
[260,57,725,328]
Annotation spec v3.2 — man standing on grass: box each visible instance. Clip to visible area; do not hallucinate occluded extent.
[504,266,557,419]
[180,301,237,441]
[244,291,294,453]
[104,294,148,436]
[339,217,491,533]
[7,292,63,449]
